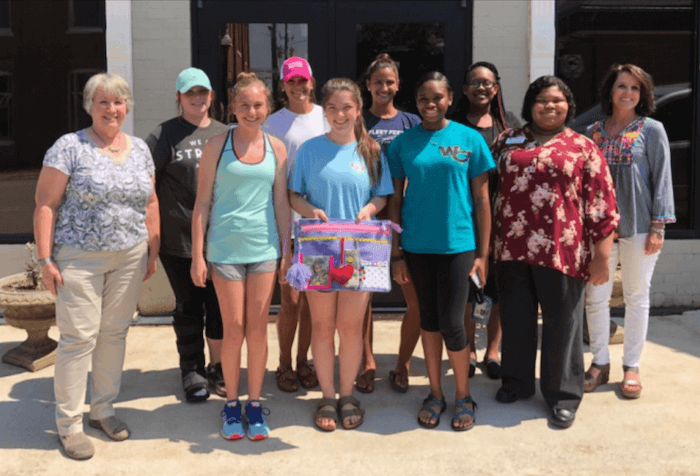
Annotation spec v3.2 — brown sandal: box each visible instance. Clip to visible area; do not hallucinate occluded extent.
[338,396,365,430]
[314,398,338,432]
[584,362,610,393]
[275,364,298,393]
[354,369,375,394]
[296,361,319,389]
[389,368,409,393]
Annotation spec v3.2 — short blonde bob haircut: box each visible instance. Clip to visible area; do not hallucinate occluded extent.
[83,73,134,114]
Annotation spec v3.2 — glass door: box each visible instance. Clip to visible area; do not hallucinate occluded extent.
[334,1,470,116]
[194,1,330,118]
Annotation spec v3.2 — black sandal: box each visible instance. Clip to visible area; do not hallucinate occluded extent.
[338,396,365,430]
[314,398,338,432]
[183,371,209,403]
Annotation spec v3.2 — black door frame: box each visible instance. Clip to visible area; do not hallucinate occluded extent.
[191,0,474,307]
[191,0,472,112]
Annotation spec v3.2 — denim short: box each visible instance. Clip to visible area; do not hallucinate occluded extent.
[210,259,278,281]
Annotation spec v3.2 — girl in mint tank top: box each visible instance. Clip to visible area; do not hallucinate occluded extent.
[191,73,292,442]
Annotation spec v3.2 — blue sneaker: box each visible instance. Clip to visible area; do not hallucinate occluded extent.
[245,400,270,441]
[220,400,244,440]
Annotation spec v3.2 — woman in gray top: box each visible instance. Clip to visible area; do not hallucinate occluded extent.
[584,64,675,399]
[147,68,229,403]
[34,73,159,460]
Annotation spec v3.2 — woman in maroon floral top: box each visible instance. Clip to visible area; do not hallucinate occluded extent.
[490,76,619,429]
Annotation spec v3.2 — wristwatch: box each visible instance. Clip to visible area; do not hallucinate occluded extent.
[38,257,54,266]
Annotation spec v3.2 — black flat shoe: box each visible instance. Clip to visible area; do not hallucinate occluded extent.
[468,358,476,378]
[484,359,501,380]
[495,386,534,404]
[550,407,576,429]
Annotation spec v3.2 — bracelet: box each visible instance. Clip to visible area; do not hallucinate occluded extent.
[390,255,405,262]
[650,227,665,237]
[38,257,54,266]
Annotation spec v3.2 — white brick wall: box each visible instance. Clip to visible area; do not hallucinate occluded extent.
[131,0,192,140]
[651,240,700,307]
[472,0,530,118]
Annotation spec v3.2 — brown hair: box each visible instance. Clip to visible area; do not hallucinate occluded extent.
[322,78,381,186]
[230,72,273,118]
[279,70,317,108]
[364,53,400,83]
[176,90,218,120]
[599,63,655,116]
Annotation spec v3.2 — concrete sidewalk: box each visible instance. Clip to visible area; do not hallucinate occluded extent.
[1,311,699,476]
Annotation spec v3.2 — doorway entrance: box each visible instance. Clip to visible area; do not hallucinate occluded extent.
[193,0,471,307]
[194,1,470,118]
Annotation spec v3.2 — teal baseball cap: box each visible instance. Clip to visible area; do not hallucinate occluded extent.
[176,67,212,93]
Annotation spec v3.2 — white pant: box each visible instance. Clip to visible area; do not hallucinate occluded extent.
[584,234,659,368]
[53,242,147,436]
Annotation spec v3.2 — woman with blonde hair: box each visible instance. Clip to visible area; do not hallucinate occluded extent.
[192,72,291,441]
[35,73,159,459]
[289,78,393,431]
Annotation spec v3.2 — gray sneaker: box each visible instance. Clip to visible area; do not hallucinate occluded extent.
[58,432,94,460]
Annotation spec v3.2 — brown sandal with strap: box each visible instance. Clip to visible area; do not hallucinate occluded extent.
[584,362,610,393]
[338,395,365,430]
[275,364,298,393]
[296,361,319,389]
[354,369,375,394]
[314,398,338,432]
[389,368,409,393]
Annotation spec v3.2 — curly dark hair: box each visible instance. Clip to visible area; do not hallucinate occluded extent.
[521,75,576,124]
[599,64,655,116]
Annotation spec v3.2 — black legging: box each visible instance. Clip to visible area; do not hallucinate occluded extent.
[159,253,223,377]
[404,250,474,352]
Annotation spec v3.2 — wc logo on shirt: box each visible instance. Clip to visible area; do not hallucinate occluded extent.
[440,146,471,164]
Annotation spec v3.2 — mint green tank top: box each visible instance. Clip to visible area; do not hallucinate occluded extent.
[207,131,280,264]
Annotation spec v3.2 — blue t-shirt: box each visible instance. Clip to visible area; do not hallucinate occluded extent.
[289,135,394,220]
[386,120,495,254]
[363,110,422,153]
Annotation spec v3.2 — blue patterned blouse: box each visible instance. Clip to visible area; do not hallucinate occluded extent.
[43,130,155,251]
[587,117,675,238]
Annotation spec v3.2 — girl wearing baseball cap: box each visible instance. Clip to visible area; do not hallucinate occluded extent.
[146,67,229,404]
[263,57,329,394]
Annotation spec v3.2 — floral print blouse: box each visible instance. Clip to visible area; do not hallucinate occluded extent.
[491,126,619,281]
[43,130,155,251]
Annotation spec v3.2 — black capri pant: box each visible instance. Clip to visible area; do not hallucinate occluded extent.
[404,250,474,352]
[159,253,223,377]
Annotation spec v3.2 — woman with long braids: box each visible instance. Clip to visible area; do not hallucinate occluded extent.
[451,61,522,380]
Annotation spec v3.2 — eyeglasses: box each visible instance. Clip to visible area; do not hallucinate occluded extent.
[468,80,496,89]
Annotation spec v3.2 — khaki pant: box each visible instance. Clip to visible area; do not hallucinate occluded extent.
[53,241,147,436]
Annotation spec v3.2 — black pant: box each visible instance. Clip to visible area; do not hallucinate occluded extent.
[496,261,584,411]
[160,253,223,377]
[404,250,474,352]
